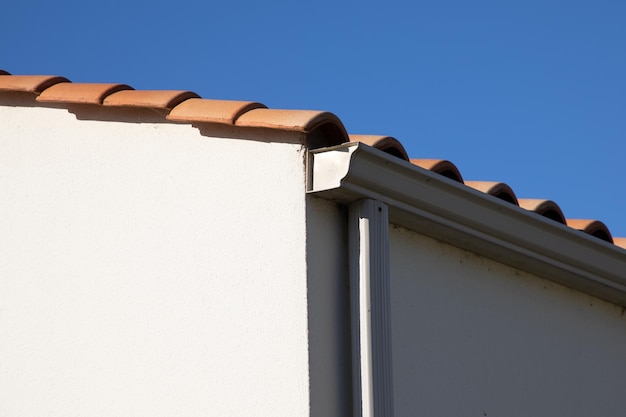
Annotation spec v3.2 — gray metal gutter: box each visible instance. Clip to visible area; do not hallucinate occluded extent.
[307,142,626,307]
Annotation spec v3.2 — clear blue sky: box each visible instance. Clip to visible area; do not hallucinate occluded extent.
[2,1,625,237]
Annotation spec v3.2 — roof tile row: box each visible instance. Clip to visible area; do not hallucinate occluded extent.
[0,71,623,249]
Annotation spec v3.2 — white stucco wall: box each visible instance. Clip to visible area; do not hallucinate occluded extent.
[390,224,626,417]
[305,196,352,417]
[0,104,311,416]
[8,101,625,417]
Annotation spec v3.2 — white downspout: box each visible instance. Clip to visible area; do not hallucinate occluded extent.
[349,199,394,417]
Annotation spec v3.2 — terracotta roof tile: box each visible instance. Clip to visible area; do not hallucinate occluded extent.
[566,219,613,243]
[235,108,343,132]
[465,181,519,205]
[410,159,464,183]
[0,75,70,94]
[518,199,566,224]
[350,135,409,161]
[167,98,267,124]
[103,90,200,109]
[36,83,133,105]
[1,69,624,248]
[235,108,349,146]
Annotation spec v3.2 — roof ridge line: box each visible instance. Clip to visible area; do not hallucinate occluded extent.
[0,70,623,247]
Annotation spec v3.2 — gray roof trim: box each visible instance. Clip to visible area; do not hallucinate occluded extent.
[307,142,626,307]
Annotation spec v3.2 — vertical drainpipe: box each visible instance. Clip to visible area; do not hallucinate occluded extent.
[349,199,394,417]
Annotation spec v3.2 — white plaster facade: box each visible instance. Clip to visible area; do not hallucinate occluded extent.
[2,100,626,417]
[390,225,626,416]
[0,104,312,416]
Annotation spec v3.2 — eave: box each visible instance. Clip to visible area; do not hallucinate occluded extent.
[307,142,626,307]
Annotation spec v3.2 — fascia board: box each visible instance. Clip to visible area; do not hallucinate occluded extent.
[307,143,626,307]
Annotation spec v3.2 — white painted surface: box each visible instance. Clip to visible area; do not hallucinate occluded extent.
[390,224,626,417]
[348,199,394,417]
[7,102,626,417]
[0,105,310,416]
[305,196,352,417]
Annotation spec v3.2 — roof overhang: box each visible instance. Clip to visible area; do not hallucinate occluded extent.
[307,142,626,307]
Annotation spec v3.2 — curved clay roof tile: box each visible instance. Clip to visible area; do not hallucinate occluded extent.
[235,108,349,148]
[465,181,519,205]
[0,75,70,94]
[518,199,566,224]
[167,98,267,124]
[410,159,464,183]
[103,90,200,110]
[349,135,409,161]
[614,238,626,250]
[5,69,626,253]
[36,83,133,105]
[566,219,613,243]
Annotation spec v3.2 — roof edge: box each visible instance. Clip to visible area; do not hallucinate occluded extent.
[308,142,626,307]
[349,135,409,161]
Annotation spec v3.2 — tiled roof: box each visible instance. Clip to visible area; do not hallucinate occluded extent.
[1,71,624,250]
